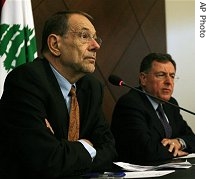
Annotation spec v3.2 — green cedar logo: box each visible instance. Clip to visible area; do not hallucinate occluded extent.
[0,24,37,71]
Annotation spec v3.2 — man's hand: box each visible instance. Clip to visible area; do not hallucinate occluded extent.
[161,138,188,157]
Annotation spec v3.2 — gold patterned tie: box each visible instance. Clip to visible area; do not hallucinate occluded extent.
[68,85,80,141]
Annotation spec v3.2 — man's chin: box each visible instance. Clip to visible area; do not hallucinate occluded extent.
[161,96,171,101]
[83,65,95,73]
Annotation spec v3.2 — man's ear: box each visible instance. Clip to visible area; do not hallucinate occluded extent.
[139,72,146,86]
[47,34,61,57]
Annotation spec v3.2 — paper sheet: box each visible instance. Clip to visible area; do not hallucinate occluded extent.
[124,170,175,178]
[173,153,195,159]
[114,160,192,172]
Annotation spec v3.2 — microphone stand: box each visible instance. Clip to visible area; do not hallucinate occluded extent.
[121,82,195,115]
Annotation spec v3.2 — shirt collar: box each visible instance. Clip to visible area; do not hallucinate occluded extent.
[142,89,159,110]
[50,64,73,98]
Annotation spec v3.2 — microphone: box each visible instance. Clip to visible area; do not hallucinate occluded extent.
[108,75,195,115]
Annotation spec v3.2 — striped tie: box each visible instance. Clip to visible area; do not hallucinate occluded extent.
[156,104,172,138]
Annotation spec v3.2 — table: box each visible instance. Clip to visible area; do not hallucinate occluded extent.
[60,157,195,179]
[158,157,195,179]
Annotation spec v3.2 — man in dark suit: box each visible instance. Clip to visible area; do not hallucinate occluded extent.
[110,52,195,165]
[0,11,117,178]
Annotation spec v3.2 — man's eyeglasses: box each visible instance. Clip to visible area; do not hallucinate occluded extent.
[70,30,102,46]
[145,72,179,81]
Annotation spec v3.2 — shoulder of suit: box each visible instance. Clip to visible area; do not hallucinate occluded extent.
[10,57,44,71]
[77,74,103,89]
[6,57,50,81]
[79,74,101,84]
[169,96,178,105]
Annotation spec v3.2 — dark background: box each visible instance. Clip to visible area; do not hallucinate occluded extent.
[31,0,166,124]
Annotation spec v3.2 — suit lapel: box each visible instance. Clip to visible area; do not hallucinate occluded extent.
[76,75,91,127]
[140,93,166,138]
[42,58,69,138]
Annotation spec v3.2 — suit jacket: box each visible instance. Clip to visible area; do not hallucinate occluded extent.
[110,86,195,165]
[0,58,117,178]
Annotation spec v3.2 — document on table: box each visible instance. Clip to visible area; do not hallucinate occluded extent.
[124,170,175,178]
[173,153,195,159]
[114,160,192,172]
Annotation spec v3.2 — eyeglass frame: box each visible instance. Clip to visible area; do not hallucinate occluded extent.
[142,71,179,81]
[68,30,102,46]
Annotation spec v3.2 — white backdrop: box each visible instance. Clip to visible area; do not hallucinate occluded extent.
[165,0,195,132]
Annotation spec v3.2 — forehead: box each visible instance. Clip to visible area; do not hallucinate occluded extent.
[69,14,96,33]
[151,60,175,71]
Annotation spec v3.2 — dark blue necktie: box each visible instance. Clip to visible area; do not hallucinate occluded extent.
[157,104,172,138]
